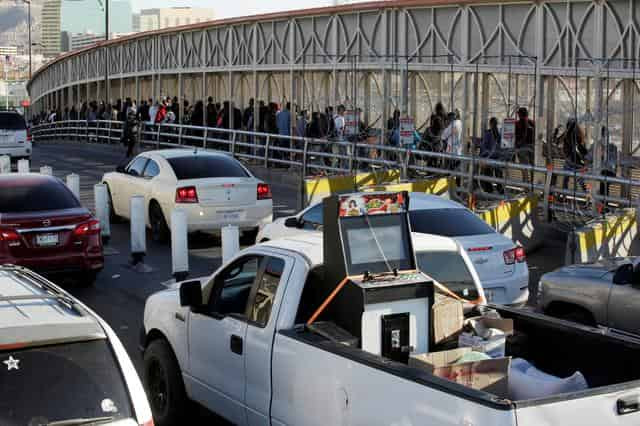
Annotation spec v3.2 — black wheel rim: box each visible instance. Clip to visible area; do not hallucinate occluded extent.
[147,358,168,414]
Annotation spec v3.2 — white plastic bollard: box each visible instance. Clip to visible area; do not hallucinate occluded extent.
[66,173,80,200]
[17,159,29,173]
[39,165,53,175]
[171,209,189,280]
[221,225,240,264]
[130,195,146,263]
[0,156,10,174]
[94,183,111,243]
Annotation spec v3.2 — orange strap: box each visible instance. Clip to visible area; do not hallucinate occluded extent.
[307,276,350,326]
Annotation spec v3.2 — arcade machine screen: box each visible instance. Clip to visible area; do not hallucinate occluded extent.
[338,193,413,276]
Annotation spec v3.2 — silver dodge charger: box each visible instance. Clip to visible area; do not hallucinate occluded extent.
[538,257,640,335]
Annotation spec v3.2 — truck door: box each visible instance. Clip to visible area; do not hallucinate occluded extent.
[187,255,265,426]
[243,255,293,426]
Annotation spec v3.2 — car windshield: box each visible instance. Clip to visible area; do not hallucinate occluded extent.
[0,113,27,131]
[167,155,249,180]
[409,208,495,237]
[0,340,133,425]
[416,250,479,300]
[0,179,80,213]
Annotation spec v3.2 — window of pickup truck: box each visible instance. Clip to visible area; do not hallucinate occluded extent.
[210,255,285,327]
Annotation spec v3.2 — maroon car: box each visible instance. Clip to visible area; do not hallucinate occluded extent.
[0,174,103,284]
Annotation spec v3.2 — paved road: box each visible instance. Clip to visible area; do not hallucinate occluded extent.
[27,139,565,422]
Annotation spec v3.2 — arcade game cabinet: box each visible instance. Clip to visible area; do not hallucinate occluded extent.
[312,191,434,363]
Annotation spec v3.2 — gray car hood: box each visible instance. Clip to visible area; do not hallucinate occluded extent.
[556,258,633,279]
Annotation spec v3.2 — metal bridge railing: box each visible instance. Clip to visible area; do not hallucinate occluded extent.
[31,120,640,222]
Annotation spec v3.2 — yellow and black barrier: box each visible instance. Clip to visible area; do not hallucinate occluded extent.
[475,195,543,252]
[565,209,639,264]
[303,170,402,205]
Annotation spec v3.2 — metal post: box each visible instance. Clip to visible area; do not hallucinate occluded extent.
[104,0,109,104]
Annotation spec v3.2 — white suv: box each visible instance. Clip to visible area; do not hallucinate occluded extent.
[0,265,152,426]
[0,111,32,161]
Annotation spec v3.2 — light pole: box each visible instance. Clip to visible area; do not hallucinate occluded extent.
[23,0,31,80]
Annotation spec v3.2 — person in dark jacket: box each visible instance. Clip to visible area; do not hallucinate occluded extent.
[561,118,588,192]
[479,117,504,194]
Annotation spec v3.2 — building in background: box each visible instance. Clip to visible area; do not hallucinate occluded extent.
[132,12,140,33]
[42,0,62,57]
[61,0,131,35]
[0,46,19,57]
[139,7,215,32]
[61,30,133,52]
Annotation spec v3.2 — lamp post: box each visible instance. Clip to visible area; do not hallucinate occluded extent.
[22,0,31,80]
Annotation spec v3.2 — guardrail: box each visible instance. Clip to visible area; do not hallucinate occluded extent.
[31,120,640,222]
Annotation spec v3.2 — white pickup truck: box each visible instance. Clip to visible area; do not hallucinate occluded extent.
[142,233,640,426]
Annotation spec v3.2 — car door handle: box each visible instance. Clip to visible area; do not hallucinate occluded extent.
[617,395,640,415]
[230,334,243,355]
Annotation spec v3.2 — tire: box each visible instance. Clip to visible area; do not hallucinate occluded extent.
[106,185,121,223]
[149,202,170,244]
[144,339,188,426]
[78,270,99,287]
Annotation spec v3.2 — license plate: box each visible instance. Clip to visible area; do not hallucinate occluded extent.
[36,233,59,246]
[218,210,244,221]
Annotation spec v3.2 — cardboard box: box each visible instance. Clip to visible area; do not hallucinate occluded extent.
[432,293,464,345]
[410,348,511,398]
[458,316,514,358]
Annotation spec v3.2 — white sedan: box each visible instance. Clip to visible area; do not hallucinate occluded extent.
[257,192,528,306]
[103,149,273,242]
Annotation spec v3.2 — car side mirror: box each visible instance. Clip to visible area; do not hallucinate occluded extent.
[179,280,203,308]
[613,264,633,285]
[116,165,126,173]
[284,217,300,228]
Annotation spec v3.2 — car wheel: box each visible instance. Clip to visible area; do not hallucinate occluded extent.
[144,339,187,426]
[242,227,259,244]
[106,185,121,223]
[78,270,99,287]
[150,203,170,244]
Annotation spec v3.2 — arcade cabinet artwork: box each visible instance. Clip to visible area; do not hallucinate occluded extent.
[307,191,434,363]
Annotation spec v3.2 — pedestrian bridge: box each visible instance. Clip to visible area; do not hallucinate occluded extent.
[27,0,640,177]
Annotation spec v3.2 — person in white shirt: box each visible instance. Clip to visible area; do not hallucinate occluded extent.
[334,105,346,140]
[441,110,463,178]
[148,101,159,126]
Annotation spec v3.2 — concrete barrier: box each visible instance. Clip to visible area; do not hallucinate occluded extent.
[476,195,544,252]
[17,159,29,173]
[0,156,9,174]
[565,209,639,264]
[360,177,456,199]
[303,169,401,205]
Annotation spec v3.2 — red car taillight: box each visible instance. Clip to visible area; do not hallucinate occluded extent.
[257,183,272,200]
[26,129,32,142]
[504,247,526,265]
[73,219,101,236]
[0,229,20,246]
[175,186,198,203]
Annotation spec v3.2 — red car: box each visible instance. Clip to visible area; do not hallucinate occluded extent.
[0,174,103,284]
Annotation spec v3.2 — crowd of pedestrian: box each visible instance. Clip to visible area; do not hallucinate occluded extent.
[30,97,619,197]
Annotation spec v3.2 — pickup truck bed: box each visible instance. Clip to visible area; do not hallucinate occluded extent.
[272,306,640,426]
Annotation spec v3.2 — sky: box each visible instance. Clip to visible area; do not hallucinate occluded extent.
[130,0,363,19]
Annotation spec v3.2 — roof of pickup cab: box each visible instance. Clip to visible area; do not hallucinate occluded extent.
[260,232,459,268]
[0,266,105,349]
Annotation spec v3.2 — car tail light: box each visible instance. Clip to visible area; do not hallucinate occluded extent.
[468,246,492,252]
[140,420,154,426]
[257,183,272,200]
[176,186,198,203]
[0,229,20,246]
[504,247,526,265]
[26,129,31,142]
[73,219,101,236]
